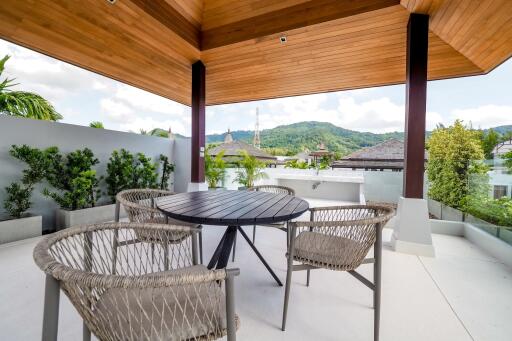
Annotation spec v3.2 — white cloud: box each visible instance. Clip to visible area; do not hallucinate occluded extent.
[335,96,443,132]
[115,86,187,116]
[101,98,135,123]
[449,105,512,129]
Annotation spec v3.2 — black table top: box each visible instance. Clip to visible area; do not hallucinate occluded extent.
[156,190,309,226]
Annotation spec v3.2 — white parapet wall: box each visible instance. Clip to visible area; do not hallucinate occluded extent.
[0,115,188,231]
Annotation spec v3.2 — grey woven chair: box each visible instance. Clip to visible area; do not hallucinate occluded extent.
[248,185,295,244]
[282,205,394,341]
[34,222,240,341]
[116,189,203,264]
[230,185,295,262]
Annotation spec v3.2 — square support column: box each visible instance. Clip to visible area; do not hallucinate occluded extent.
[189,60,207,191]
[392,13,434,257]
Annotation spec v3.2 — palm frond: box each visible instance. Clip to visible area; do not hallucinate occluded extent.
[0,55,10,76]
[0,91,62,121]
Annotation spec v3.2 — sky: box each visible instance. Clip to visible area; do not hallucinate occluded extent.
[1,38,511,137]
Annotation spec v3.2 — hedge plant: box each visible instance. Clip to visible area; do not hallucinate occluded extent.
[43,148,102,210]
[3,145,56,218]
[105,149,174,201]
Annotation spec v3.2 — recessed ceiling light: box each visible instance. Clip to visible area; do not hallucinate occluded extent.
[280,35,287,44]
[106,0,117,4]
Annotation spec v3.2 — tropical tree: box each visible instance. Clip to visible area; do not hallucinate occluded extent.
[0,55,62,121]
[205,148,226,188]
[89,121,104,129]
[234,150,268,188]
[140,128,169,138]
[426,120,488,209]
[480,128,500,159]
[503,150,512,173]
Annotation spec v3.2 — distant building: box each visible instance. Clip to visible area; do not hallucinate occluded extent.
[309,143,332,164]
[331,138,427,172]
[208,129,277,165]
[493,139,512,158]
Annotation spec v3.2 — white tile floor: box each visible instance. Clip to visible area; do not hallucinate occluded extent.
[1,199,511,341]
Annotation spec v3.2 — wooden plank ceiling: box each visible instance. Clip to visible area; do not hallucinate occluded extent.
[0,0,510,106]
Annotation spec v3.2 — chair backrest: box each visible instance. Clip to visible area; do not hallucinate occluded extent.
[249,184,295,196]
[293,205,394,270]
[33,222,229,341]
[117,189,174,223]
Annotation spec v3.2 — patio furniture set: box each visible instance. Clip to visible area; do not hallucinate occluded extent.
[33,186,393,341]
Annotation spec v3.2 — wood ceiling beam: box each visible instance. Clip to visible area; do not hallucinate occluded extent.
[201,0,401,50]
[127,0,200,49]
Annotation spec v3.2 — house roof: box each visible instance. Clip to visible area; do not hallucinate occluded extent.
[208,140,277,162]
[1,0,510,106]
[331,138,427,169]
[493,139,512,156]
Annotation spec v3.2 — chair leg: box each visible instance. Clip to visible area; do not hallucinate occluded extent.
[199,227,204,264]
[83,323,91,341]
[282,225,297,331]
[253,225,256,244]
[232,231,237,262]
[374,224,382,341]
[282,253,294,331]
[225,270,238,341]
[42,275,60,341]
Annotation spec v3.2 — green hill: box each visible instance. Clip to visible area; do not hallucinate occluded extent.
[207,121,404,156]
[200,121,512,157]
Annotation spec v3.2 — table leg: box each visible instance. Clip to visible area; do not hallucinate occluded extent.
[207,226,237,270]
[216,226,237,269]
[237,227,283,286]
[207,228,228,270]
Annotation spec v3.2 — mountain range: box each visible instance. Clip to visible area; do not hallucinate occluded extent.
[204,122,512,156]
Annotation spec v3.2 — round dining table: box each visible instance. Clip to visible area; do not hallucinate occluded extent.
[156,189,309,286]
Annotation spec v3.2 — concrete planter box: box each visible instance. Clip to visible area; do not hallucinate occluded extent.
[0,215,42,244]
[56,204,126,230]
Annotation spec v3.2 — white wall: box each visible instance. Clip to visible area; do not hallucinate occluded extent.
[173,137,191,193]
[0,116,180,229]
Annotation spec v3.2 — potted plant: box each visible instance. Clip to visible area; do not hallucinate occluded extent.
[105,149,171,199]
[205,148,226,190]
[41,147,108,230]
[0,145,48,243]
[234,150,268,189]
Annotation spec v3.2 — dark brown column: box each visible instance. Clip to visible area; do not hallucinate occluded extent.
[403,13,429,199]
[191,61,205,183]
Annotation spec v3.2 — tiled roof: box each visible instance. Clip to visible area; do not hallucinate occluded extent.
[331,139,427,169]
[208,140,277,161]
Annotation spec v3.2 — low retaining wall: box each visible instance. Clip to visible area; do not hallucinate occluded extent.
[0,116,177,231]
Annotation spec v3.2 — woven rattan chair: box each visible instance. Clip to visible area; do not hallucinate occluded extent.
[229,185,295,262]
[248,185,295,244]
[281,205,394,341]
[116,189,203,264]
[34,222,240,341]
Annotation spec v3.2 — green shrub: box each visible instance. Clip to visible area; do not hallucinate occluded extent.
[43,148,102,210]
[105,149,134,202]
[133,153,158,189]
[3,144,55,218]
[465,196,512,227]
[205,149,226,188]
[285,159,309,169]
[234,150,268,188]
[105,149,166,201]
[158,154,175,190]
[3,183,32,219]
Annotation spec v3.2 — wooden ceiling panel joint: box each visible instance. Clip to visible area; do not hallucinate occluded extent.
[201,0,401,50]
